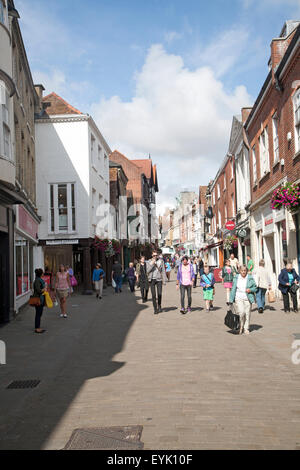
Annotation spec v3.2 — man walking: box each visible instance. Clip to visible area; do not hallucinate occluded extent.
[112,259,123,293]
[146,251,167,314]
[177,256,195,314]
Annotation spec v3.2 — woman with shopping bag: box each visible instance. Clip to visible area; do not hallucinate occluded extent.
[229,265,257,335]
[31,268,46,334]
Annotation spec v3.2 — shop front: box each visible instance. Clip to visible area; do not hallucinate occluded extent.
[15,205,40,312]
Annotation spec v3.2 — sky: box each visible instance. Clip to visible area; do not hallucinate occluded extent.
[17,0,300,214]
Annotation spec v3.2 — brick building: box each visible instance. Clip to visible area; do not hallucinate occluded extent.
[245,20,300,291]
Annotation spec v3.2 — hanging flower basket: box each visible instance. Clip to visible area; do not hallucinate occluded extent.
[224,236,238,251]
[271,182,300,212]
[93,238,121,257]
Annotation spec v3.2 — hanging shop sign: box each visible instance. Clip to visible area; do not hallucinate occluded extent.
[225,220,236,231]
[238,229,247,238]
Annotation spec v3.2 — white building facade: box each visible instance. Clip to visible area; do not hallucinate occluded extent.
[35,93,110,291]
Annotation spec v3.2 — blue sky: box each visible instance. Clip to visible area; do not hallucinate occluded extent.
[17,0,300,212]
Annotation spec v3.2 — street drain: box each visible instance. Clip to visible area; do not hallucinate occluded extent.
[64,426,144,450]
[6,380,40,389]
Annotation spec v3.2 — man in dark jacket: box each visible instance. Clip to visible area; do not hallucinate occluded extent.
[278,262,300,313]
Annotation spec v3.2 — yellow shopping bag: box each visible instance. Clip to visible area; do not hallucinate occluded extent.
[43,291,53,308]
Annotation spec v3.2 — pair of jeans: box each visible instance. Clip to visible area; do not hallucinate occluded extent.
[140,286,148,301]
[128,278,135,292]
[193,275,198,288]
[256,288,267,310]
[113,275,123,293]
[35,305,44,329]
[180,285,192,309]
[282,287,298,311]
[150,280,162,311]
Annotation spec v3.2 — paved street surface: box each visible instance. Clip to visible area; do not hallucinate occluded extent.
[0,272,300,450]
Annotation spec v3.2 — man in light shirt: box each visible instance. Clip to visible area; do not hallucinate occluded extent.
[229,253,239,274]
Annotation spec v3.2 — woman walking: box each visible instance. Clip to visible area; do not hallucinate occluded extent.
[176,256,195,314]
[92,263,105,299]
[192,258,198,288]
[278,261,300,313]
[33,268,46,333]
[126,262,136,293]
[55,264,71,318]
[229,265,257,335]
[221,259,237,305]
[200,265,216,311]
[165,258,172,281]
[136,256,149,302]
[256,259,272,313]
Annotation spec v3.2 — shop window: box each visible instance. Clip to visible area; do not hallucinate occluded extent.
[15,238,30,296]
[281,220,288,260]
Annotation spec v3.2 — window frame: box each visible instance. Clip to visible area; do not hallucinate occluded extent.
[48,183,76,234]
[272,113,279,164]
[259,126,270,175]
[252,145,257,183]
[293,88,300,153]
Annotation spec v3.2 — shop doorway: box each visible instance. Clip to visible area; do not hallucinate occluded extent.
[264,234,276,275]
[0,232,9,323]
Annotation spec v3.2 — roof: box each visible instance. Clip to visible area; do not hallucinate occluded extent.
[131,159,152,179]
[42,92,82,115]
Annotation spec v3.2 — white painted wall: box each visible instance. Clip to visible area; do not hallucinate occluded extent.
[35,116,110,242]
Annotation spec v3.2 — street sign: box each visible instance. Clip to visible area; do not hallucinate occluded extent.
[238,229,247,238]
[225,220,235,231]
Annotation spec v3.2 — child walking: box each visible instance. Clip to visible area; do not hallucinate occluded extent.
[221,259,237,305]
[200,266,216,311]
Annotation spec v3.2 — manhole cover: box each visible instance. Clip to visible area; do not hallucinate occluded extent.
[6,380,40,389]
[64,426,144,450]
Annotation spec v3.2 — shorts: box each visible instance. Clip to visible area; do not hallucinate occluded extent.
[57,289,69,299]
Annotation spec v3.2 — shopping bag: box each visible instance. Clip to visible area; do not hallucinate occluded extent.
[70,275,78,287]
[224,305,240,331]
[43,291,53,308]
[267,289,276,303]
[112,278,116,288]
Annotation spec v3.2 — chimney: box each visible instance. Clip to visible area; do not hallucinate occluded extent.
[34,84,45,101]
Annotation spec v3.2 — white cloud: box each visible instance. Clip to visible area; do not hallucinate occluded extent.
[90,44,252,211]
[164,31,183,44]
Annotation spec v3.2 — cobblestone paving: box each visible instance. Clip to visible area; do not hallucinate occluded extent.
[0,273,299,449]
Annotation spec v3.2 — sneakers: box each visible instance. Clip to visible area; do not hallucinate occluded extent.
[180,308,186,314]
[63,314,68,318]
[60,314,64,318]
[187,307,191,313]
[258,308,263,314]
[244,329,250,335]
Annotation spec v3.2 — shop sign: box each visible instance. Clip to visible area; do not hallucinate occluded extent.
[18,206,39,240]
[46,240,79,245]
[265,218,273,226]
[238,229,247,238]
[225,220,235,231]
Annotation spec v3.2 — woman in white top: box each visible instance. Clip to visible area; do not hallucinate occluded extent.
[229,265,257,335]
[256,260,272,313]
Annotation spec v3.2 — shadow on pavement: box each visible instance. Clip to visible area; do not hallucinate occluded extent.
[0,287,148,450]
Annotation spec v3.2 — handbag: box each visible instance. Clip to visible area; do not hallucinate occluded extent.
[224,305,240,331]
[29,296,41,307]
[112,278,116,288]
[290,283,299,294]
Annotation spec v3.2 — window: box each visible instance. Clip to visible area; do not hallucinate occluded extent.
[224,205,227,222]
[91,134,96,169]
[212,190,215,205]
[259,126,270,175]
[49,183,76,233]
[231,194,235,218]
[231,159,234,180]
[15,237,32,296]
[272,113,279,164]
[252,145,257,182]
[224,173,226,191]
[217,184,220,199]
[0,0,5,24]
[0,81,12,160]
[218,210,221,228]
[294,88,300,153]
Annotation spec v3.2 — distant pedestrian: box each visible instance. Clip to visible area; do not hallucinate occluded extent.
[278,261,300,313]
[192,258,198,288]
[200,265,216,312]
[256,260,272,313]
[198,257,204,276]
[176,256,195,314]
[126,262,136,292]
[247,255,254,274]
[33,268,46,333]
[112,260,123,293]
[221,259,237,305]
[165,258,172,281]
[146,251,167,314]
[229,253,239,273]
[175,255,181,273]
[55,264,71,318]
[136,256,149,302]
[229,265,257,335]
[92,263,105,299]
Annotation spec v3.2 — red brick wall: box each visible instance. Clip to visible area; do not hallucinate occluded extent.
[212,156,236,232]
[247,43,300,205]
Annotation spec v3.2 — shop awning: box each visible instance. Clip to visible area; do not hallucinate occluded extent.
[0,184,27,206]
